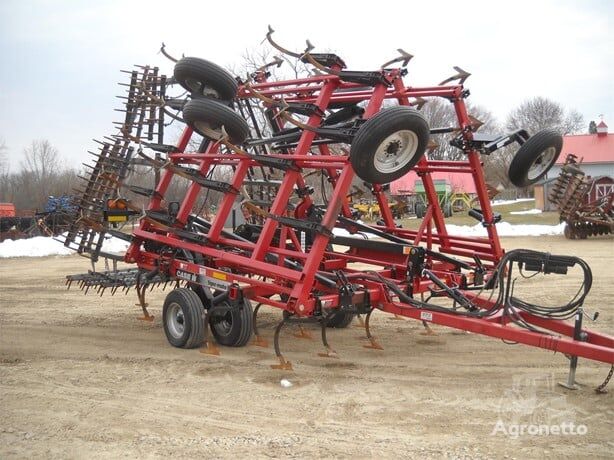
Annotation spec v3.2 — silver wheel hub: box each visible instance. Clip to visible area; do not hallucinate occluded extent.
[185,78,220,98]
[528,146,556,180]
[166,302,185,339]
[374,130,419,174]
[194,121,222,139]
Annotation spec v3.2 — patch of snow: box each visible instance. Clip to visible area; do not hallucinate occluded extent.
[333,221,378,239]
[509,209,542,215]
[280,379,293,388]
[445,222,565,237]
[491,198,534,207]
[332,227,378,239]
[0,234,130,258]
[0,236,74,258]
[73,233,130,254]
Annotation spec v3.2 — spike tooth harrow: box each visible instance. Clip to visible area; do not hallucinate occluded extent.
[64,33,614,388]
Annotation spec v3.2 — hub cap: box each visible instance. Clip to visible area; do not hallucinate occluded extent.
[194,120,222,139]
[184,78,220,98]
[166,302,185,339]
[212,310,233,337]
[374,130,419,174]
[528,146,556,180]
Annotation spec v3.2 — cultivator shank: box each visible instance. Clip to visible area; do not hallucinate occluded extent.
[65,31,614,388]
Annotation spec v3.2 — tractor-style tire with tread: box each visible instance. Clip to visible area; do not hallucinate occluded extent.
[183,98,250,145]
[508,129,563,187]
[209,298,253,347]
[162,288,205,349]
[281,306,354,329]
[350,106,429,184]
[174,57,238,101]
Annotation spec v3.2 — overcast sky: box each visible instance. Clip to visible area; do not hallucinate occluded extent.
[0,0,612,170]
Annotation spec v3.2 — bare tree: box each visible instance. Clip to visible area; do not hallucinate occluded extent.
[420,99,500,161]
[0,139,7,173]
[506,96,584,135]
[21,140,62,183]
[0,140,78,210]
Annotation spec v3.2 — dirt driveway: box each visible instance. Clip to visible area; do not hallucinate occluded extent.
[1,236,613,458]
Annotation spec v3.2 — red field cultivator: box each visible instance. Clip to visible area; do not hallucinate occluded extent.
[64,29,613,390]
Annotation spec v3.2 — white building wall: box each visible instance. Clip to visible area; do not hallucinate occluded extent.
[545,163,614,180]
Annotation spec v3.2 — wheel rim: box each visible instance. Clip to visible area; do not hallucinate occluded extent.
[166,302,185,339]
[194,120,222,139]
[184,78,220,98]
[527,146,556,180]
[213,311,233,337]
[373,130,419,174]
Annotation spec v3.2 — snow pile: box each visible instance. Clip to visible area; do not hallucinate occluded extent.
[332,227,378,239]
[73,234,130,254]
[333,220,379,239]
[0,236,74,258]
[491,198,534,207]
[510,209,542,215]
[446,222,565,237]
[0,234,130,258]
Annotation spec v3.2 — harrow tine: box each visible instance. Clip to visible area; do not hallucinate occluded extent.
[255,56,284,73]
[317,314,338,358]
[264,25,305,59]
[468,115,484,131]
[380,48,413,69]
[439,66,471,86]
[270,317,293,370]
[363,309,383,350]
[420,320,438,336]
[251,303,269,347]
[135,280,155,322]
[301,51,340,76]
[354,313,365,328]
[412,97,428,110]
[294,324,313,340]
[159,42,180,63]
[200,311,220,356]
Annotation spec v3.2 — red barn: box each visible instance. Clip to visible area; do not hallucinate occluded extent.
[390,170,477,195]
[537,120,614,210]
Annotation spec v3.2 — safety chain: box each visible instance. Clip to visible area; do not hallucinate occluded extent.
[595,364,614,394]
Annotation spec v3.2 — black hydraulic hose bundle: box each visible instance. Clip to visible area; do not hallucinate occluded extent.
[348,249,592,334]
[493,249,592,317]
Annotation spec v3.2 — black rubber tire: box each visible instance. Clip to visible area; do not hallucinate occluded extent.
[173,57,238,101]
[162,288,205,349]
[350,106,429,184]
[282,309,354,329]
[443,202,453,218]
[563,224,575,240]
[325,311,355,328]
[183,98,250,144]
[209,298,253,347]
[508,129,563,187]
[415,202,426,218]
